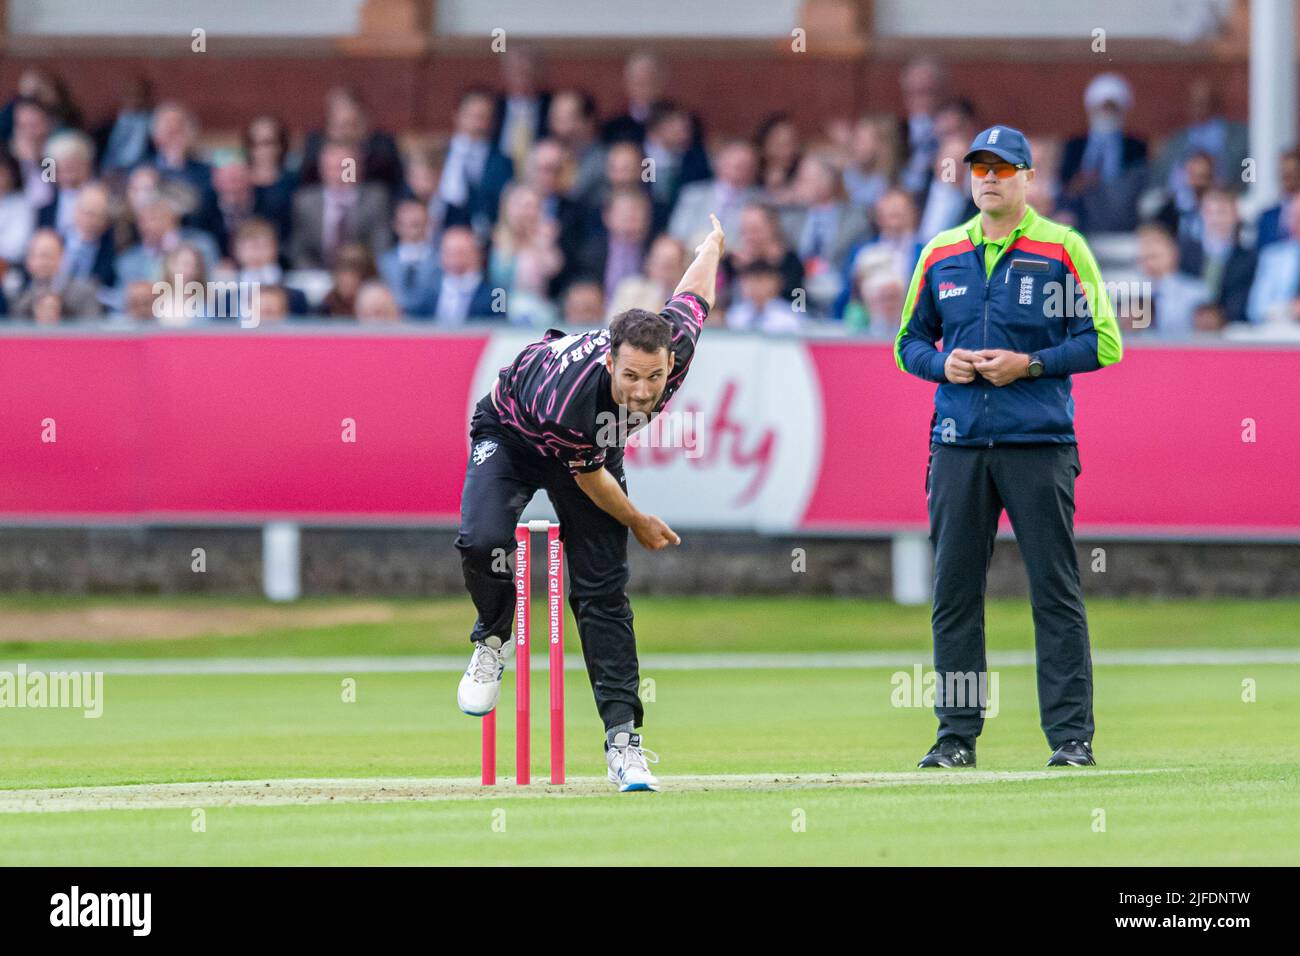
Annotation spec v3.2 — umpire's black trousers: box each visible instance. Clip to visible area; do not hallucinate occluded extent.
[925,442,1094,749]
[455,404,642,731]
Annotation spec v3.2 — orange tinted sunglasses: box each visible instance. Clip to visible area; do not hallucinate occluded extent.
[970,162,1023,179]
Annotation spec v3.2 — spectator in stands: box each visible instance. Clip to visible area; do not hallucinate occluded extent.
[755,113,802,206]
[429,226,495,325]
[932,98,979,154]
[839,187,922,317]
[603,52,666,144]
[487,183,563,325]
[720,202,804,307]
[38,130,96,236]
[243,116,296,239]
[49,73,82,130]
[116,280,158,323]
[898,57,947,194]
[1059,73,1148,233]
[1246,198,1300,326]
[1177,188,1256,325]
[0,147,35,265]
[570,187,653,302]
[899,95,980,205]
[154,243,211,325]
[1,68,77,143]
[117,190,221,286]
[9,97,55,209]
[30,290,66,325]
[355,281,403,324]
[439,88,514,238]
[1256,149,1300,249]
[117,165,160,251]
[782,154,871,312]
[299,88,404,196]
[642,102,709,230]
[842,244,907,336]
[1133,222,1207,338]
[609,234,687,316]
[584,141,648,232]
[548,90,605,202]
[124,165,162,221]
[61,183,118,289]
[494,47,550,173]
[290,140,392,269]
[96,76,154,175]
[838,115,899,210]
[321,242,376,318]
[401,146,447,245]
[146,102,213,199]
[669,138,760,250]
[726,261,801,333]
[46,71,82,130]
[230,218,309,315]
[251,285,291,325]
[519,138,585,260]
[378,199,440,318]
[1192,302,1228,334]
[865,187,922,281]
[1150,79,1249,197]
[1153,150,1215,243]
[917,136,979,239]
[1025,161,1059,219]
[216,153,293,252]
[561,278,606,326]
[13,229,103,320]
[209,159,261,258]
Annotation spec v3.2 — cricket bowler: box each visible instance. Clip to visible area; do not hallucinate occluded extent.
[454,214,725,792]
[894,125,1124,769]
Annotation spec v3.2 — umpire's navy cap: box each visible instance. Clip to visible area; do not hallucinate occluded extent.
[963,125,1032,168]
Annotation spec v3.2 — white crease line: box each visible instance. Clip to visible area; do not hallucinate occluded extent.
[0,769,1176,813]
[3,649,1298,675]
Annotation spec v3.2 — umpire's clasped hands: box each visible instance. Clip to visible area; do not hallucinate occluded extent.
[944,348,1030,387]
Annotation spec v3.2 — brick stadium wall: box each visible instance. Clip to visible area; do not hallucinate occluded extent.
[0,54,1251,147]
[2,528,1297,599]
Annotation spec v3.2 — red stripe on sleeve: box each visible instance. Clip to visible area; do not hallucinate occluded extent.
[915,238,976,299]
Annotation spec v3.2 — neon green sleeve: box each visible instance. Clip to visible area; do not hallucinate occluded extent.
[1063,229,1123,368]
[894,243,947,382]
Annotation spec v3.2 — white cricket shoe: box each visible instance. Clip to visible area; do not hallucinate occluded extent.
[606,732,660,792]
[457,637,511,716]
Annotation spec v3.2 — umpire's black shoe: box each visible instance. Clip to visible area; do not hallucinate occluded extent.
[917,736,976,768]
[1047,740,1096,767]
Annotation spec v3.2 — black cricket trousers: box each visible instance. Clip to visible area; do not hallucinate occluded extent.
[455,406,642,731]
[925,442,1094,749]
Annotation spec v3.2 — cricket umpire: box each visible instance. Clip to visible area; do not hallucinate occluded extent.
[894,125,1123,768]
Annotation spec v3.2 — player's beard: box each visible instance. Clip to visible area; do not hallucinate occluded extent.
[615,385,662,417]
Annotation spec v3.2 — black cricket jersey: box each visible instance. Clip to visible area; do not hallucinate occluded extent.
[477,291,709,474]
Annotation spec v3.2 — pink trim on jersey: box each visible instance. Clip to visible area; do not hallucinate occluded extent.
[671,292,706,327]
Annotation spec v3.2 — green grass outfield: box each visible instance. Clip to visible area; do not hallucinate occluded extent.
[0,596,1297,865]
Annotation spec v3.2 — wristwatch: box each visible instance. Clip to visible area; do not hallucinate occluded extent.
[1027,354,1045,378]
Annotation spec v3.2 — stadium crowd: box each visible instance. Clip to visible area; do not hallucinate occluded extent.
[1,52,1298,338]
